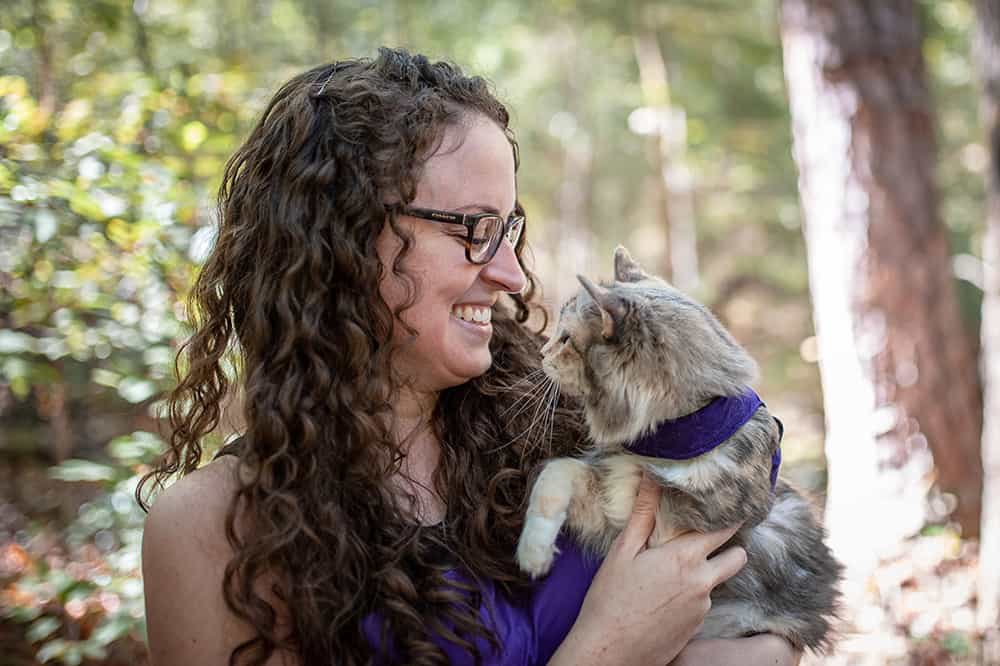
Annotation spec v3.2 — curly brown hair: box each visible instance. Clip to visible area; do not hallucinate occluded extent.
[137,48,586,665]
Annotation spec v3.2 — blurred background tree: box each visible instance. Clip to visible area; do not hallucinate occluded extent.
[0,0,993,663]
[973,0,1000,637]
[781,0,983,605]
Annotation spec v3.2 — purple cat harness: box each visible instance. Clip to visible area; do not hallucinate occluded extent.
[622,388,783,490]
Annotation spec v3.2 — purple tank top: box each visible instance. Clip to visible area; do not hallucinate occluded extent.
[361,533,602,665]
[212,442,601,663]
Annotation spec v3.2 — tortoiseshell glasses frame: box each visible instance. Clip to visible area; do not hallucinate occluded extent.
[399,205,526,265]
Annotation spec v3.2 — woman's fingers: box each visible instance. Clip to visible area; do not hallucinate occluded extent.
[685,524,746,587]
[706,545,747,587]
[691,522,742,558]
[615,473,661,556]
[614,475,747,590]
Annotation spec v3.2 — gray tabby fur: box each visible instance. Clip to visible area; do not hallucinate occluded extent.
[515,246,842,652]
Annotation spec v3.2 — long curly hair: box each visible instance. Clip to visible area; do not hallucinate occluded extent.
[137,48,587,665]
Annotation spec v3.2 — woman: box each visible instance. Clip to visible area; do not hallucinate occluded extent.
[139,48,800,665]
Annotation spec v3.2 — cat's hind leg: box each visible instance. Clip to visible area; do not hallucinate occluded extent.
[517,457,595,578]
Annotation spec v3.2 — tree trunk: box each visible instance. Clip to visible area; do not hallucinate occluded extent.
[780,0,983,587]
[131,0,156,79]
[547,27,595,308]
[631,30,700,293]
[974,0,1000,633]
[31,0,57,117]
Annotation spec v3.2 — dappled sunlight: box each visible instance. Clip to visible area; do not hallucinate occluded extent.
[2,0,997,662]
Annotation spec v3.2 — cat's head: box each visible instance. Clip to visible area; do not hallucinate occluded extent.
[541,246,758,446]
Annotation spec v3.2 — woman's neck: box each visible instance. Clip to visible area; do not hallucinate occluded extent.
[391,389,446,526]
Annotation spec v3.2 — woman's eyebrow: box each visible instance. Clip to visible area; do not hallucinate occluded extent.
[454,203,511,216]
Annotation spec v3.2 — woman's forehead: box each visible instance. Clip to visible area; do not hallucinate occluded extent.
[415,119,516,214]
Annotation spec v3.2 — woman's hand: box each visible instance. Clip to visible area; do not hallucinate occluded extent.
[548,474,747,666]
[669,635,803,666]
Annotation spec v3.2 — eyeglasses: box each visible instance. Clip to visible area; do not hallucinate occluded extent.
[399,205,526,265]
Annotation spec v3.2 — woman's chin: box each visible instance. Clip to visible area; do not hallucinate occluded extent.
[441,350,495,387]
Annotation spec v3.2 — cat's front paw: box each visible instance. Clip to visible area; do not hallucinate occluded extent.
[516,515,562,578]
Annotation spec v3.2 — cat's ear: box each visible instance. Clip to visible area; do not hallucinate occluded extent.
[613,246,647,283]
[577,274,626,340]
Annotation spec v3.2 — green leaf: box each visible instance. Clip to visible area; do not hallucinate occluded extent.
[91,368,120,388]
[49,459,116,482]
[4,604,42,623]
[68,191,105,221]
[89,615,134,646]
[0,330,37,353]
[63,645,83,666]
[181,121,208,151]
[0,161,13,188]
[80,640,108,660]
[34,209,58,243]
[36,639,68,663]
[107,431,163,463]
[63,580,96,604]
[117,377,157,404]
[941,631,971,657]
[26,616,61,643]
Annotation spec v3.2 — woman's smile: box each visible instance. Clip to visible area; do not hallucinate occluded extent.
[450,303,493,324]
[450,303,494,339]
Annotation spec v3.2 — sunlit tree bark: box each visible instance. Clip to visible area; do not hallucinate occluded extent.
[631,29,699,293]
[974,0,1000,633]
[780,0,983,588]
[543,27,596,308]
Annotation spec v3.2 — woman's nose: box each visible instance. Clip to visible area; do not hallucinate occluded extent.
[481,238,528,294]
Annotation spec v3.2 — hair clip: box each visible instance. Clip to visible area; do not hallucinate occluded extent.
[313,66,337,98]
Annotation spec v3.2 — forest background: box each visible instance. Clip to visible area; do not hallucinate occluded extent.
[1,0,998,664]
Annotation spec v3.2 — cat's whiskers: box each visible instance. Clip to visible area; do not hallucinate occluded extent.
[519,377,555,444]
[529,379,561,459]
[481,373,549,454]
[501,373,552,420]
[515,378,555,451]
[490,369,547,394]
[489,375,557,454]
[517,376,560,458]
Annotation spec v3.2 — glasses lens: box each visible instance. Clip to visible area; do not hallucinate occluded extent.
[470,216,504,263]
[507,216,525,246]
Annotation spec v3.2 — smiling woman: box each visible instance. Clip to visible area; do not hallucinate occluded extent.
[375,116,527,393]
[136,47,801,666]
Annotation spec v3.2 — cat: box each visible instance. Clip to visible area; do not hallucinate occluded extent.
[516,246,842,652]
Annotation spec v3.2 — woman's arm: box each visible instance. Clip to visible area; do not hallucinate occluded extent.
[547,475,748,666]
[142,458,299,666]
[670,635,802,666]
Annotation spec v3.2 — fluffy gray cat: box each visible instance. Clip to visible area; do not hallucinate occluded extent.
[516,246,842,652]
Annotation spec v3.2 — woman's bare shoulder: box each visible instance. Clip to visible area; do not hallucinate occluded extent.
[147,455,243,527]
[142,456,297,665]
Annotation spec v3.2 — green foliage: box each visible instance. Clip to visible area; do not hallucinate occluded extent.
[940,631,973,658]
[2,432,157,664]
[0,61,241,405]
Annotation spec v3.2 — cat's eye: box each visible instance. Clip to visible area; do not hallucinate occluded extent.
[558,333,570,345]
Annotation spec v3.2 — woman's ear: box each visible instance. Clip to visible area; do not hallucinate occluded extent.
[577,274,626,340]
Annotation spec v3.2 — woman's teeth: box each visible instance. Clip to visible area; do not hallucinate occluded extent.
[451,305,492,324]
